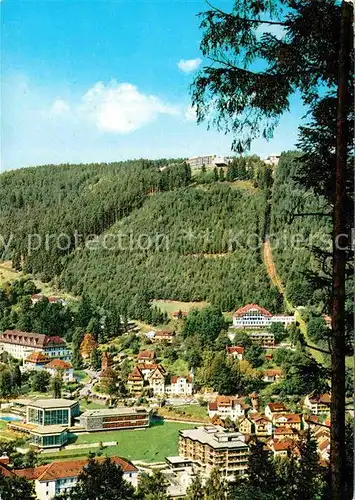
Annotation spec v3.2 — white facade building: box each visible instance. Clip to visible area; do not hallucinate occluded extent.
[14,456,138,500]
[208,396,246,421]
[232,304,295,329]
[0,330,72,361]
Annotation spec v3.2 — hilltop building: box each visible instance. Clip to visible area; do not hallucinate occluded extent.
[263,154,281,166]
[232,304,295,329]
[0,330,71,361]
[187,155,232,169]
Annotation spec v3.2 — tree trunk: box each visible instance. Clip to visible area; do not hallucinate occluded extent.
[330,2,352,499]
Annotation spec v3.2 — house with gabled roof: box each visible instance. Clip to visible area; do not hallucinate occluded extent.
[148,366,166,395]
[44,359,74,382]
[262,369,283,383]
[226,346,244,361]
[249,413,273,437]
[265,402,288,421]
[208,396,246,421]
[127,366,144,395]
[274,413,302,431]
[23,351,50,370]
[303,393,331,416]
[137,350,156,362]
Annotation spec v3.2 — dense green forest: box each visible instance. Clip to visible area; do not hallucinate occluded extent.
[0,157,282,318]
[269,151,331,309]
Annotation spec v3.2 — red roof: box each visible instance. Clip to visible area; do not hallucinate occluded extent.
[172,311,187,318]
[46,359,72,370]
[263,369,283,377]
[266,402,287,413]
[128,366,144,381]
[171,375,192,384]
[271,439,294,452]
[209,402,217,411]
[137,350,156,360]
[0,331,65,348]
[308,393,331,404]
[14,456,137,481]
[276,413,301,423]
[226,346,244,354]
[25,351,50,364]
[233,304,272,317]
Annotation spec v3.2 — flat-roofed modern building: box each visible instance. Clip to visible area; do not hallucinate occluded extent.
[179,426,249,479]
[79,407,150,432]
[26,399,80,427]
[28,425,68,449]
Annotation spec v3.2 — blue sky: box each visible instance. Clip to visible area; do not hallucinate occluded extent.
[1,0,304,171]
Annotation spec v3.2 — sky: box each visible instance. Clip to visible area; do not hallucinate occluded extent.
[1,0,305,171]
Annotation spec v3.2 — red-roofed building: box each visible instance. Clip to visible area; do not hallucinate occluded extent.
[303,393,331,416]
[249,413,273,436]
[137,350,156,362]
[127,366,144,394]
[274,413,302,431]
[268,439,295,457]
[31,294,66,305]
[151,330,175,344]
[167,375,193,396]
[45,359,74,382]
[23,351,51,370]
[172,311,188,320]
[232,304,294,329]
[274,426,299,441]
[226,346,244,361]
[265,402,288,421]
[0,330,71,361]
[14,456,138,499]
[262,369,283,383]
[208,396,246,421]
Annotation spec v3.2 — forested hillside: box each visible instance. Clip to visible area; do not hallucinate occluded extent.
[269,152,331,308]
[0,158,282,318]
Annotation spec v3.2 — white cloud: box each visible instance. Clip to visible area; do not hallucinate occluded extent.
[80,81,179,133]
[184,105,197,122]
[177,58,202,73]
[50,99,70,115]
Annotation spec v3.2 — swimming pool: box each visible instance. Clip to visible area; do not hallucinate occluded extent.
[0,414,22,422]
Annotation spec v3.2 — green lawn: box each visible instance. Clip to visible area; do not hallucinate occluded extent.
[173,404,208,420]
[43,421,195,463]
[79,400,107,411]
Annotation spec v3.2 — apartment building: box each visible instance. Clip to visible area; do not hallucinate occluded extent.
[265,402,288,421]
[248,332,275,348]
[0,330,72,361]
[14,456,138,500]
[179,426,249,479]
[79,407,150,431]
